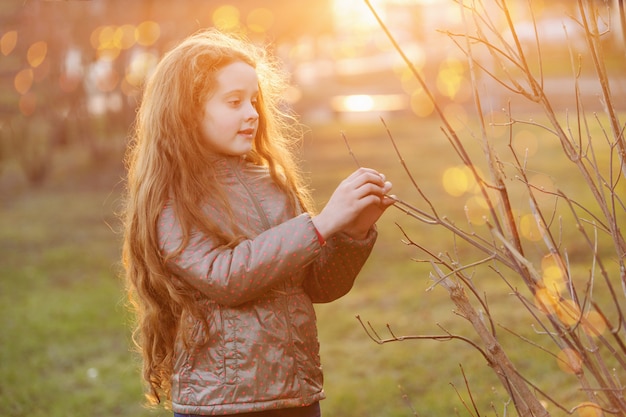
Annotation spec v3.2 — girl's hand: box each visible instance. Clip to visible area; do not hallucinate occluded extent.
[312,167,394,240]
[343,183,394,239]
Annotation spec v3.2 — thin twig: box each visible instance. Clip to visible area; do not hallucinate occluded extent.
[341,131,361,168]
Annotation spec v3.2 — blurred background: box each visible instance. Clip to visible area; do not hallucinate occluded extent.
[1,0,623,189]
[1,0,625,416]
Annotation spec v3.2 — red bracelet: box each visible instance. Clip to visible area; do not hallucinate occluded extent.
[314,227,327,247]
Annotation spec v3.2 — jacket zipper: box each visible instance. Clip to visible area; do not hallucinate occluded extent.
[229,159,299,379]
[229,158,272,231]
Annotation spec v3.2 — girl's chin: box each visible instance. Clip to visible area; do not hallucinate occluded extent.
[228,147,253,157]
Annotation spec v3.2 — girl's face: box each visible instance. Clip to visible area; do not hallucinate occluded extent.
[199,61,259,156]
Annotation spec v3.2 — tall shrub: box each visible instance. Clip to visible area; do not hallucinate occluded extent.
[360,0,626,415]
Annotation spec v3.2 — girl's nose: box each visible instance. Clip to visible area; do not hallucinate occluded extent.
[246,102,259,121]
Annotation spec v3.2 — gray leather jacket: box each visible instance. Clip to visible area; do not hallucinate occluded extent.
[158,155,377,415]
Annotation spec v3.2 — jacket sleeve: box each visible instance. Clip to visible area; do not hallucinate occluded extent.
[158,205,323,307]
[302,226,377,303]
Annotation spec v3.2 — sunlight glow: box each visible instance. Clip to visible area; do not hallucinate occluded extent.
[346,95,373,112]
[331,94,407,112]
[1,30,18,56]
[332,0,380,32]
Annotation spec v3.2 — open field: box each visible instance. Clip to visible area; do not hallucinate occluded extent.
[0,113,623,416]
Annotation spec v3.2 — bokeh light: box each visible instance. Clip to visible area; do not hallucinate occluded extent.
[556,347,582,375]
[512,129,539,158]
[125,51,159,88]
[247,8,274,33]
[576,402,604,417]
[27,41,47,68]
[1,30,17,55]
[410,90,434,117]
[519,213,543,241]
[337,95,374,112]
[136,21,161,46]
[283,85,303,105]
[582,310,607,338]
[98,25,117,48]
[332,0,379,34]
[331,94,407,113]
[534,287,559,314]
[464,196,488,225]
[115,24,137,50]
[540,253,566,294]
[90,26,104,49]
[555,298,581,327]
[398,66,424,95]
[14,68,34,94]
[93,25,122,61]
[442,165,476,196]
[213,5,240,31]
[436,57,466,100]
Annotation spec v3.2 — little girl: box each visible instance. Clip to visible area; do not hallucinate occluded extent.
[122,29,393,417]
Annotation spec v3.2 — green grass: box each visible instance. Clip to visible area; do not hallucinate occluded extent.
[0,150,166,417]
[0,114,623,416]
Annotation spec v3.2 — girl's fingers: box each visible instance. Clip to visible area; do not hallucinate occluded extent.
[353,179,393,201]
[349,170,386,190]
[347,168,385,185]
[356,183,385,199]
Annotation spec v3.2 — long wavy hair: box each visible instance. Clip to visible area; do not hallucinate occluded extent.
[122,29,314,406]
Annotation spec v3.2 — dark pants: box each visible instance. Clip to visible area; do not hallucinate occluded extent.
[174,401,321,417]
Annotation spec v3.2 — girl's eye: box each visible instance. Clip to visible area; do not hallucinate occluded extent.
[229,99,241,106]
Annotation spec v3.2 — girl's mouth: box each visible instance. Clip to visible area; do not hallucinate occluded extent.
[239,128,255,136]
